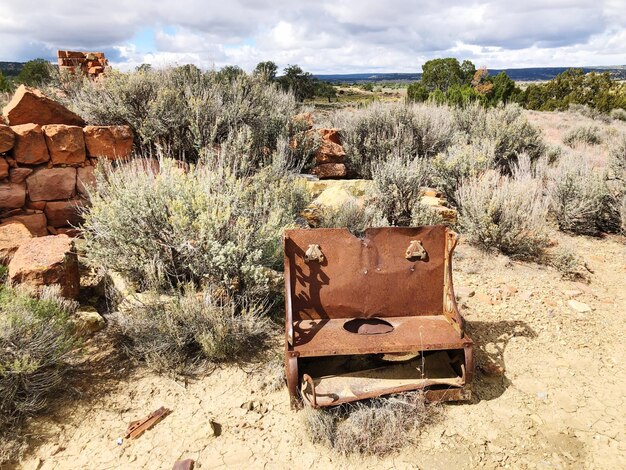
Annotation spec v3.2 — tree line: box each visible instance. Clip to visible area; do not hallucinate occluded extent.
[407,57,626,112]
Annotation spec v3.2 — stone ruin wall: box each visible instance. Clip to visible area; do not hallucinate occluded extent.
[57,50,111,78]
[0,85,134,238]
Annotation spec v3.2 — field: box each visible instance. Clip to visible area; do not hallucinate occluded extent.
[2,68,626,469]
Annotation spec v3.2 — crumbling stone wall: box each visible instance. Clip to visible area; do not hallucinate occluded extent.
[57,50,110,78]
[0,86,133,236]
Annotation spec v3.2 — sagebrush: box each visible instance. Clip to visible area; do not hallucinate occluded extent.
[83,154,309,298]
[0,286,78,464]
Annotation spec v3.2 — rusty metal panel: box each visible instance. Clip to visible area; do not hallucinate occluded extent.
[284,226,474,408]
[284,226,447,321]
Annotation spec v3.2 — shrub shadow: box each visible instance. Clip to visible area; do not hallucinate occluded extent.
[465,320,537,402]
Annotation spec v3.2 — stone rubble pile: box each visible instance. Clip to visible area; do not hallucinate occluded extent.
[57,50,111,78]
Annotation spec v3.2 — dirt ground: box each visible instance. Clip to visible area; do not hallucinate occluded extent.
[11,229,625,470]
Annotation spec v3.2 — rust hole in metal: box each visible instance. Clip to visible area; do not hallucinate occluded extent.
[343,318,394,335]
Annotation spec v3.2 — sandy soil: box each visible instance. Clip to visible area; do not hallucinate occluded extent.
[12,230,626,470]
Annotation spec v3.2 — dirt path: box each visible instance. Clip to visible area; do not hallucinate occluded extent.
[15,234,626,470]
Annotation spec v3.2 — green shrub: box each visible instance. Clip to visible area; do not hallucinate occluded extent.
[370,155,433,226]
[62,66,302,164]
[431,141,496,205]
[303,392,434,456]
[563,126,603,147]
[330,102,456,178]
[83,154,309,298]
[454,103,545,173]
[545,246,590,281]
[548,155,608,235]
[456,160,550,259]
[116,286,271,374]
[317,202,386,237]
[610,108,626,122]
[0,286,78,464]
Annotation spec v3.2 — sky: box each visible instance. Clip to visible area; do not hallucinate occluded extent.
[0,0,624,73]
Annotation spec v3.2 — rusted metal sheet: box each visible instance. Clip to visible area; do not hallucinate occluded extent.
[284,226,474,408]
[125,406,171,439]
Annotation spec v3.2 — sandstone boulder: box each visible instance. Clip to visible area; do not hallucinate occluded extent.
[26,167,76,201]
[9,167,33,183]
[0,158,8,179]
[0,124,15,153]
[0,182,26,210]
[77,165,96,196]
[11,123,50,165]
[42,124,86,165]
[4,213,48,237]
[72,306,105,336]
[314,128,346,164]
[83,125,133,159]
[8,235,80,299]
[311,163,347,179]
[44,199,84,227]
[2,85,85,126]
[0,220,32,264]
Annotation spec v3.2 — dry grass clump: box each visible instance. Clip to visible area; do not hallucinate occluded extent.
[562,125,603,147]
[83,154,309,299]
[302,392,435,456]
[0,285,79,464]
[456,157,550,259]
[115,286,272,374]
[545,246,591,281]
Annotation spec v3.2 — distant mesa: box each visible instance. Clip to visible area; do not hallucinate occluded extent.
[57,50,111,79]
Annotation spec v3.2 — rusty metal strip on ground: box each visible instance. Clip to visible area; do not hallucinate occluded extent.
[125,406,171,439]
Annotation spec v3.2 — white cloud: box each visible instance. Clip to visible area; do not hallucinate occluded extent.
[0,0,624,73]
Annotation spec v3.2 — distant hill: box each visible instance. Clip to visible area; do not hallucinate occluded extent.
[0,62,24,77]
[315,66,626,83]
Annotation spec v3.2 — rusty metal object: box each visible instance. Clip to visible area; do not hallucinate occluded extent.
[405,239,427,260]
[172,459,195,470]
[284,226,474,408]
[125,406,171,439]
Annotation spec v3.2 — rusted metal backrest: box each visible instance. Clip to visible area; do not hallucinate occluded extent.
[284,226,451,322]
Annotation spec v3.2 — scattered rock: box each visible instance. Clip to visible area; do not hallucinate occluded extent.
[2,85,86,126]
[564,289,582,298]
[0,220,32,264]
[0,124,15,153]
[83,125,134,159]
[567,299,592,313]
[72,306,105,336]
[26,167,77,201]
[11,123,50,165]
[4,213,48,237]
[519,290,534,301]
[311,163,347,179]
[480,362,505,377]
[455,286,475,300]
[501,285,518,298]
[44,199,84,227]
[42,124,86,165]
[8,235,80,299]
[0,182,26,209]
[474,292,493,305]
